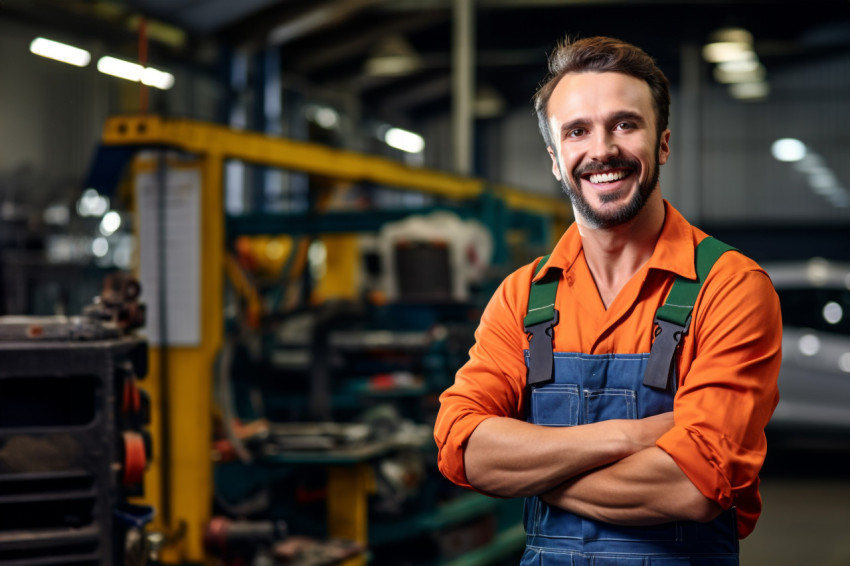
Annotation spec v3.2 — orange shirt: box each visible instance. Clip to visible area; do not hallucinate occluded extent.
[434,201,782,538]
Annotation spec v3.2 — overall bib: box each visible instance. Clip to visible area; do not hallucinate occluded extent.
[520,238,739,566]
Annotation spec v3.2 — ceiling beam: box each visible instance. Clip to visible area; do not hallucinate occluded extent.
[290,10,447,74]
[221,0,387,52]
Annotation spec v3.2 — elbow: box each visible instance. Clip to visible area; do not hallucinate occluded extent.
[466,466,524,499]
[680,493,724,523]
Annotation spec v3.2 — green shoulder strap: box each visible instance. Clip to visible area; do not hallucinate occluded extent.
[524,255,560,386]
[524,255,558,327]
[643,237,736,391]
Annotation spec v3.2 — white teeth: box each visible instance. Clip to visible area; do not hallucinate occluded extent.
[588,170,627,183]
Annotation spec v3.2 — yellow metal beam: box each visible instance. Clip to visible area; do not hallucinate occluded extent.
[103,114,570,564]
[101,114,570,221]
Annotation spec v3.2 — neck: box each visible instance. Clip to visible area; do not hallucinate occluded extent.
[576,191,666,308]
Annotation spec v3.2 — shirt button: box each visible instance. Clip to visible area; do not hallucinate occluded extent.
[566,272,576,285]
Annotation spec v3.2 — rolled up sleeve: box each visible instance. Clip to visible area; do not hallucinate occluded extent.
[434,272,531,490]
[656,262,782,538]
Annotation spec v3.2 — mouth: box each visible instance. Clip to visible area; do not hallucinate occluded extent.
[581,168,634,186]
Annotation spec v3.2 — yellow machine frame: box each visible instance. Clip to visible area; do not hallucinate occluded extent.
[100,114,569,563]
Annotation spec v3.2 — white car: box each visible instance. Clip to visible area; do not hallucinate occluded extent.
[762,258,850,434]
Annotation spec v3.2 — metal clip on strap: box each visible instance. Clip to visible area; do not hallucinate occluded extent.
[643,316,690,391]
[526,309,559,386]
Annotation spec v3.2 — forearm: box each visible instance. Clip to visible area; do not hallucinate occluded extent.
[465,413,673,498]
[542,446,722,525]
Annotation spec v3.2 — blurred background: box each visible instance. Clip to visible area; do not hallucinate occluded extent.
[0,1,848,565]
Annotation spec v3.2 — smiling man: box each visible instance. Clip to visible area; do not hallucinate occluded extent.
[434,37,782,565]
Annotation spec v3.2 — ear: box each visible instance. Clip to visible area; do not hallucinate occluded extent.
[547,147,563,181]
[658,129,671,165]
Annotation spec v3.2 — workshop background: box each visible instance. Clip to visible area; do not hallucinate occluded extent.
[0,1,849,566]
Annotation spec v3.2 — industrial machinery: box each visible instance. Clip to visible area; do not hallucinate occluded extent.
[88,115,567,565]
[0,273,153,566]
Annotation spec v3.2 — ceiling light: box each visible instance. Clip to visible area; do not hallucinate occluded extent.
[728,81,770,100]
[709,27,754,45]
[141,67,175,90]
[713,61,766,84]
[99,211,122,236]
[98,56,144,81]
[365,36,422,77]
[97,56,175,90]
[702,42,753,63]
[771,138,807,162]
[306,104,340,129]
[384,127,425,153]
[475,85,506,119]
[30,37,91,67]
[717,54,759,72]
[703,27,755,63]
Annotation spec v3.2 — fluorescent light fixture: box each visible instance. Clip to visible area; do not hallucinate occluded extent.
[714,57,766,84]
[306,104,340,129]
[384,127,425,153]
[97,56,175,90]
[30,37,91,67]
[314,107,339,129]
[717,55,759,73]
[714,63,766,84]
[141,67,175,90]
[365,36,422,77]
[771,138,807,162]
[778,146,850,208]
[702,42,753,63]
[98,56,143,81]
[709,27,754,45]
[366,56,420,76]
[728,81,770,100]
[99,211,122,236]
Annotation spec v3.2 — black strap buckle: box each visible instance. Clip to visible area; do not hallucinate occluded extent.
[525,309,559,387]
[643,316,690,391]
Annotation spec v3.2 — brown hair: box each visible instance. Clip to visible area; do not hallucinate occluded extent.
[532,36,671,149]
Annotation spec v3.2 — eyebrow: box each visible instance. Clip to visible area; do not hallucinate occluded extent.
[559,110,647,136]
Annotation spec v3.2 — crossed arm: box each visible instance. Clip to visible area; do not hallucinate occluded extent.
[436,262,780,529]
[464,414,722,525]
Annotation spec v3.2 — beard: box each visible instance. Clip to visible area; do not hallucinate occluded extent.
[559,139,662,229]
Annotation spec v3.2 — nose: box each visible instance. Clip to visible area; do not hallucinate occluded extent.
[589,132,619,161]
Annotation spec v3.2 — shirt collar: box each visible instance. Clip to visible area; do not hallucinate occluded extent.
[531,200,698,283]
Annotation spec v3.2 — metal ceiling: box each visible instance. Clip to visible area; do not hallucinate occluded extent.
[4,0,850,122]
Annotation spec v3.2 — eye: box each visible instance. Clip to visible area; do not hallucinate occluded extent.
[614,121,634,131]
[567,127,586,138]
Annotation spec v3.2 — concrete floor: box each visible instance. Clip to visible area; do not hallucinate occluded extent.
[740,439,850,566]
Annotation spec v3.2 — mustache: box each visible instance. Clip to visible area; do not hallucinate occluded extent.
[575,157,639,177]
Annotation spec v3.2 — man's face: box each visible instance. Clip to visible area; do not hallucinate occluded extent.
[546,72,670,229]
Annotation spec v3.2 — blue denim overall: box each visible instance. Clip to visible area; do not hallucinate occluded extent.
[521,352,739,565]
[520,239,739,565]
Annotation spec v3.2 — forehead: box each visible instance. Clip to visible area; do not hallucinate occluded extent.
[547,71,655,125]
